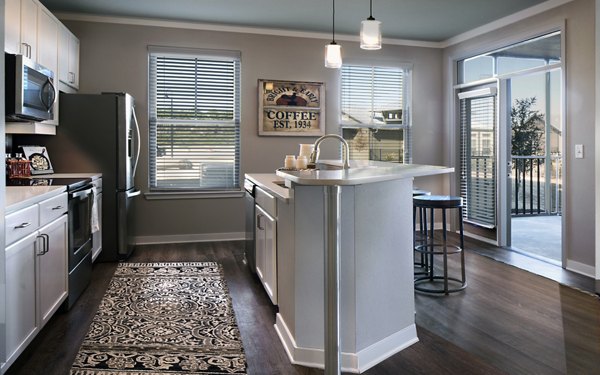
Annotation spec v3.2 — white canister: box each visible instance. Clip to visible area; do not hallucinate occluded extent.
[298,144,314,158]
[296,155,308,170]
[284,155,296,169]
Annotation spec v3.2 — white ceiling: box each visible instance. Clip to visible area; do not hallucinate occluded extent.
[40,0,557,43]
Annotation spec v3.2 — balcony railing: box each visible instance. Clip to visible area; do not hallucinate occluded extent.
[511,155,562,216]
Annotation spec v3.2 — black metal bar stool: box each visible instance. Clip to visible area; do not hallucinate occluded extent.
[413,195,466,295]
[412,189,430,275]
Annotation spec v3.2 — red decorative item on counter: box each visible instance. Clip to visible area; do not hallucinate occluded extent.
[7,153,31,178]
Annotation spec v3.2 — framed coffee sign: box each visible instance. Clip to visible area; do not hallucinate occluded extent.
[258,79,325,136]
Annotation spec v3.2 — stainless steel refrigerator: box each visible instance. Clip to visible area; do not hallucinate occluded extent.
[47,92,141,261]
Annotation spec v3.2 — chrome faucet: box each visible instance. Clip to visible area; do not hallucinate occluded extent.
[309,134,351,169]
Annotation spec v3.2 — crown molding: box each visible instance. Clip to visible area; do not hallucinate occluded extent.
[55,0,575,51]
[441,0,574,47]
[54,12,443,49]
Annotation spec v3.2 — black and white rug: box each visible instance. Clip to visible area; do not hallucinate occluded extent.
[71,262,247,374]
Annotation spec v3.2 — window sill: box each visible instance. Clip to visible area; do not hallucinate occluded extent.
[144,189,244,200]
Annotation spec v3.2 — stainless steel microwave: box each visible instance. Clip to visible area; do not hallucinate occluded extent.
[5,53,56,122]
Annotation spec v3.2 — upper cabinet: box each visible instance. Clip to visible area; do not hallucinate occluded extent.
[58,24,79,91]
[4,0,80,134]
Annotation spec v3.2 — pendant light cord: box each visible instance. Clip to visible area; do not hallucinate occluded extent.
[368,0,375,20]
[332,0,336,43]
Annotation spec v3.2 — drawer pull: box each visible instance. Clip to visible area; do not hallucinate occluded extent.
[14,222,31,229]
[52,205,64,210]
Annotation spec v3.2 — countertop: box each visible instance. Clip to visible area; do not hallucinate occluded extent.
[245,173,290,201]
[276,160,454,186]
[5,185,67,214]
[32,172,102,180]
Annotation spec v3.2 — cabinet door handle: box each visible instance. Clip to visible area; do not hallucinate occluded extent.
[36,235,45,256]
[52,205,63,210]
[14,222,31,229]
[257,214,265,230]
[42,234,50,254]
[68,72,75,83]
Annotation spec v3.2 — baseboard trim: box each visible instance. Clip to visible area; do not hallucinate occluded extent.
[134,232,245,245]
[274,314,419,373]
[566,259,595,278]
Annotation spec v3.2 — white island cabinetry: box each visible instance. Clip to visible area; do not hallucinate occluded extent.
[274,160,454,373]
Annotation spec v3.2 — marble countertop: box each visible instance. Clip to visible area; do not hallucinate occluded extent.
[244,173,290,201]
[276,160,454,186]
[6,185,67,214]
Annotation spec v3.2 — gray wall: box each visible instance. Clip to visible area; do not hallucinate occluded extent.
[64,20,444,242]
[443,0,596,269]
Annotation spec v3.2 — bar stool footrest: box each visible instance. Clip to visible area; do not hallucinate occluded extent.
[414,275,467,294]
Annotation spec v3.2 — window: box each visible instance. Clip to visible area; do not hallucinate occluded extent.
[148,47,241,191]
[340,64,411,163]
[457,31,561,85]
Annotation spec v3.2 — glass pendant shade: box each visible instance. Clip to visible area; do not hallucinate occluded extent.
[325,42,342,68]
[360,18,382,50]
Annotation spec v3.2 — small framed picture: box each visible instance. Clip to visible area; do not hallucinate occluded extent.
[20,145,54,175]
[258,79,325,136]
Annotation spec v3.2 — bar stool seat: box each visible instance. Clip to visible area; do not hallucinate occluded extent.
[413,195,466,295]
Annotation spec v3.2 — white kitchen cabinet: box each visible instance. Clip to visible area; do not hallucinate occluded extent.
[58,24,79,90]
[5,232,39,365]
[36,7,57,73]
[19,0,37,60]
[4,0,21,54]
[38,215,68,326]
[255,204,278,305]
[3,193,68,371]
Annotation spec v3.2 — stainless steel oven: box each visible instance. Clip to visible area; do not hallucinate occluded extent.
[65,181,94,309]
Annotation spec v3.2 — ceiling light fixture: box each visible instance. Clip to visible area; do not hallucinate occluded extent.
[360,0,382,50]
[325,0,342,68]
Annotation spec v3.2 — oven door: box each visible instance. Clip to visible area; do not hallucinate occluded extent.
[68,186,93,270]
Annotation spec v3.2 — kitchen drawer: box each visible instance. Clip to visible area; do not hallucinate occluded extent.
[5,205,39,246]
[39,193,68,227]
[255,186,277,217]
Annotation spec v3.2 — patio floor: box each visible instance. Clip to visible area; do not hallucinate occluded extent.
[511,214,562,263]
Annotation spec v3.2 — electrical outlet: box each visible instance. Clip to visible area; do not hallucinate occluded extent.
[575,144,584,159]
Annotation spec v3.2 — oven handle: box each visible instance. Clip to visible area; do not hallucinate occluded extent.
[70,187,93,200]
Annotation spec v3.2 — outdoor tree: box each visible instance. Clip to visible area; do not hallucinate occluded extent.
[511,97,545,208]
[511,97,544,158]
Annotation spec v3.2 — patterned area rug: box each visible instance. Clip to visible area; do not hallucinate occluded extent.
[71,262,247,374]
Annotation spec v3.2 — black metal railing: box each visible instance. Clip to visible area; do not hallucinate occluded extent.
[511,155,562,216]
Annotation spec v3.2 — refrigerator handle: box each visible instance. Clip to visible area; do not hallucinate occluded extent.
[127,190,142,198]
[131,106,142,180]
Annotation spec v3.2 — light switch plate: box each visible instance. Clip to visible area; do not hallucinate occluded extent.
[575,144,584,159]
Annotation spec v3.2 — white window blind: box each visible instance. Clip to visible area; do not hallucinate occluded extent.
[341,65,405,126]
[148,48,241,191]
[459,94,497,228]
[341,64,411,163]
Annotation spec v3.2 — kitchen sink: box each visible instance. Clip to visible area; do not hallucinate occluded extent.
[272,180,289,188]
[313,161,379,171]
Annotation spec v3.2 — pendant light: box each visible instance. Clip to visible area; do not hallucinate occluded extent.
[325,0,342,68]
[360,0,382,50]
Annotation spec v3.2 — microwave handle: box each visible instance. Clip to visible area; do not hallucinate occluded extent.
[40,78,57,111]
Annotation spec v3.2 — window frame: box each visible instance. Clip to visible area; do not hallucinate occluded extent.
[147,46,241,195]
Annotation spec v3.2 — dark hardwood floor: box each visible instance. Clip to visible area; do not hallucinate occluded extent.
[6,240,599,375]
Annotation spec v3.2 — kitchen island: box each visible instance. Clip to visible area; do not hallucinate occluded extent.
[273,160,453,373]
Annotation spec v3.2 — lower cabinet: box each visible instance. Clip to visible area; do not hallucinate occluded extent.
[3,195,68,371]
[5,232,38,365]
[255,204,277,305]
[38,215,69,326]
